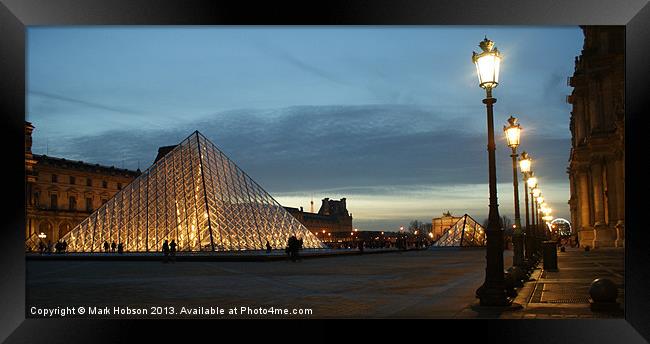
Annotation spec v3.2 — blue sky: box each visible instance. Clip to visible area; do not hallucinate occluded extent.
[27,26,584,231]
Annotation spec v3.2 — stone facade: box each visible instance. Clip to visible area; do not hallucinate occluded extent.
[285,198,353,238]
[567,26,624,248]
[25,122,141,244]
[431,211,462,241]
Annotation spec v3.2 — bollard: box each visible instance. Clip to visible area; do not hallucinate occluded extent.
[542,241,558,272]
[589,278,620,312]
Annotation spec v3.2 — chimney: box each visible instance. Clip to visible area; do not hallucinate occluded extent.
[321,198,331,216]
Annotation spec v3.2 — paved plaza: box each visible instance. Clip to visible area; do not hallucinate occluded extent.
[26,247,624,318]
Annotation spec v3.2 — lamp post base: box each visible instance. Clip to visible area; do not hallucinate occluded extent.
[476,282,512,307]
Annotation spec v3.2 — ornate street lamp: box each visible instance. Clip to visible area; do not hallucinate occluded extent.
[520,154,534,262]
[472,37,510,307]
[504,116,524,270]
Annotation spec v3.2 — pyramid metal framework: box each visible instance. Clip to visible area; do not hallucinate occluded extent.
[62,131,325,252]
[432,214,486,247]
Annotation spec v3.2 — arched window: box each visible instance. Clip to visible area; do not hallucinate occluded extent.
[69,196,76,210]
[86,197,93,212]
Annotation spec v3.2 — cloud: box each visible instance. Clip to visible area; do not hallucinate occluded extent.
[34,103,571,230]
[40,103,570,189]
[29,90,144,115]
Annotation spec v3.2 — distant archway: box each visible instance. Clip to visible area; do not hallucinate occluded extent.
[550,218,572,236]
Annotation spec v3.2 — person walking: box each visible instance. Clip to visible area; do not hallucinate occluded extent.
[170,240,177,263]
[266,240,272,254]
[117,242,124,254]
[162,240,170,263]
[287,235,299,262]
[111,241,116,253]
[103,240,109,253]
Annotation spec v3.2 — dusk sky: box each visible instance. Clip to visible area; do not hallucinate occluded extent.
[27,26,583,231]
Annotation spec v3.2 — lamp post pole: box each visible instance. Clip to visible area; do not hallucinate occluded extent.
[531,190,538,254]
[523,172,532,262]
[504,116,524,269]
[472,37,510,306]
[510,147,524,268]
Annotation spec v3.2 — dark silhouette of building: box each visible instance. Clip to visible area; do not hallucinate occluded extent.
[567,26,624,248]
[285,198,353,238]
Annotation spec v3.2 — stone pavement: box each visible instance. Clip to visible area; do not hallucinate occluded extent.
[456,246,625,319]
[26,246,624,318]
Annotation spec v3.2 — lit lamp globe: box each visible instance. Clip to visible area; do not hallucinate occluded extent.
[520,153,532,174]
[532,187,541,198]
[527,176,538,189]
[504,116,521,148]
[472,37,502,90]
[536,196,544,205]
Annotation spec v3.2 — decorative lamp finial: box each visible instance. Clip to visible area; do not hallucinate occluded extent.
[479,37,496,52]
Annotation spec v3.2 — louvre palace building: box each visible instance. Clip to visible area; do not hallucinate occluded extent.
[25,121,141,246]
[27,125,323,252]
[567,26,624,248]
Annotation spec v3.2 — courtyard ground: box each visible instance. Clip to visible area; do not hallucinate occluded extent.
[26,247,624,318]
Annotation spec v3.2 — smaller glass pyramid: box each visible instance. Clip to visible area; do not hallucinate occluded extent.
[432,214,486,247]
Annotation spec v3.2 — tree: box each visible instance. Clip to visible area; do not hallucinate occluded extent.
[501,215,513,235]
[408,220,422,234]
[481,217,511,231]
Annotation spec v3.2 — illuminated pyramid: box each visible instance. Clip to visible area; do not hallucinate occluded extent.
[432,214,486,247]
[62,131,324,252]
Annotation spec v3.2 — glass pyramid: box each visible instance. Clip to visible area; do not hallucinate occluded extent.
[432,214,486,247]
[62,131,325,252]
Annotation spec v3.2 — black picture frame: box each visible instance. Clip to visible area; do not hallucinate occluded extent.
[1,0,649,342]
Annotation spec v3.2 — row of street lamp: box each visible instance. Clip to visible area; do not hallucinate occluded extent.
[472,36,555,307]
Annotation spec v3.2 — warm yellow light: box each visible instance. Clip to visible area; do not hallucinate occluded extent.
[519,152,532,173]
[503,116,521,148]
[536,196,544,204]
[472,38,502,90]
[428,232,433,238]
[532,187,541,197]
[354,228,358,232]
[527,176,538,189]
[472,48,501,89]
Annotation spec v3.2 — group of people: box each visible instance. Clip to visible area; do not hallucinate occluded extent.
[37,240,70,254]
[102,240,124,254]
[285,235,303,262]
[161,239,177,263]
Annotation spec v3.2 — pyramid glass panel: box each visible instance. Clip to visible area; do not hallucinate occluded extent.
[62,131,325,252]
[432,214,486,247]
